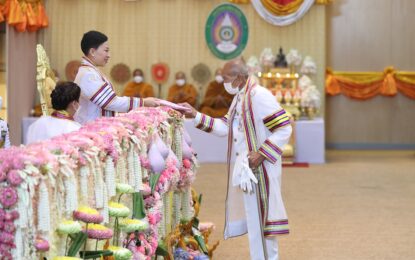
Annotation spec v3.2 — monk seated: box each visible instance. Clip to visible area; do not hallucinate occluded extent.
[122,68,155,98]
[167,71,197,107]
[199,68,233,118]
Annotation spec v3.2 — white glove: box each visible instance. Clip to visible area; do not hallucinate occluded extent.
[232,151,258,193]
[240,161,258,193]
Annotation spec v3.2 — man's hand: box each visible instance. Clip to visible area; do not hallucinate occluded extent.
[248,151,266,169]
[178,103,197,118]
[143,97,159,107]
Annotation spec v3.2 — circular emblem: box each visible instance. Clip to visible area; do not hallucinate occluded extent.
[110,63,131,84]
[205,3,249,60]
[191,63,211,85]
[151,63,170,84]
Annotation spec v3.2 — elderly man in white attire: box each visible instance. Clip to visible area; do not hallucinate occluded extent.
[181,58,292,260]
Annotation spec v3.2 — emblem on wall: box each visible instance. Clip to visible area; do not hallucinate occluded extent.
[205,3,249,60]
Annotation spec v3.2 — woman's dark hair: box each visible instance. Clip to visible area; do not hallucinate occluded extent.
[51,81,81,110]
[81,30,108,56]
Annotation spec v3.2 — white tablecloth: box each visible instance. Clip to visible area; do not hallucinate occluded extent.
[184,118,325,164]
[22,117,325,163]
[184,120,228,163]
[294,118,325,163]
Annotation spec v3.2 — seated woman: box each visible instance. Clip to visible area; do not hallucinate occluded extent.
[27,81,82,144]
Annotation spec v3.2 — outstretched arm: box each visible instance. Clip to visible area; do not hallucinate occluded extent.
[180,102,229,137]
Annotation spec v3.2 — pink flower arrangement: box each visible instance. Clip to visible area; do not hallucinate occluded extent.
[0,231,15,245]
[147,212,162,225]
[3,221,16,234]
[0,187,18,208]
[84,224,113,240]
[183,159,192,169]
[0,171,7,182]
[7,170,23,186]
[140,156,151,170]
[34,238,50,252]
[0,107,199,259]
[73,206,103,224]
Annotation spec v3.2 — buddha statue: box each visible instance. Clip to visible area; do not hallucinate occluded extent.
[274,47,288,68]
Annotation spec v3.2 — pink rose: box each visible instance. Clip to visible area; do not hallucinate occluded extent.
[3,221,16,234]
[7,170,23,186]
[183,159,191,169]
[0,187,18,208]
[0,171,7,182]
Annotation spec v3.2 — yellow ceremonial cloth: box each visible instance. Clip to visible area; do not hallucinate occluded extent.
[167,84,198,107]
[199,80,234,118]
[122,81,155,98]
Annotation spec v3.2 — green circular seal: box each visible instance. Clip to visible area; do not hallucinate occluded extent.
[205,4,249,60]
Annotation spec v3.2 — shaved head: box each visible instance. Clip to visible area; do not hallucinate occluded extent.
[133,68,143,77]
[215,68,223,76]
[222,58,249,89]
[222,58,249,79]
[175,71,186,80]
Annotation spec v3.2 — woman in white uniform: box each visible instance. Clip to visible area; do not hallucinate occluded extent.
[26,82,82,144]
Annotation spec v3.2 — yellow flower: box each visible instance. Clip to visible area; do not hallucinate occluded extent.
[109,201,130,218]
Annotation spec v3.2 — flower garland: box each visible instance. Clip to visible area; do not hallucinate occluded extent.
[0,107,204,259]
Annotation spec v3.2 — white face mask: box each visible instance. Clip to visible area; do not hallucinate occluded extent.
[224,80,239,95]
[176,79,186,86]
[215,75,224,83]
[134,76,143,83]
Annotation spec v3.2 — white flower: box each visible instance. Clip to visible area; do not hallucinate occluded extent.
[246,56,262,74]
[286,49,302,66]
[259,48,275,67]
[301,56,317,74]
[298,75,312,90]
[301,85,321,108]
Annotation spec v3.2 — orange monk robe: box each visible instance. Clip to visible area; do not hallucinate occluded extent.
[199,81,234,117]
[122,82,155,98]
[167,84,197,107]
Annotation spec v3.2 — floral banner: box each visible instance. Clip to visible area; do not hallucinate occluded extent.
[250,0,330,26]
[0,0,48,32]
[326,67,415,100]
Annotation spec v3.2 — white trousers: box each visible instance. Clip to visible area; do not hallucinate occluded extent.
[244,186,279,260]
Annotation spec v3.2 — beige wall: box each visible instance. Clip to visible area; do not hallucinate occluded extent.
[39,0,326,107]
[7,27,37,145]
[0,30,6,120]
[326,0,415,147]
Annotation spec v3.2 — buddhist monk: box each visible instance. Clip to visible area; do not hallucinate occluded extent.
[167,71,197,107]
[199,68,233,117]
[122,68,155,98]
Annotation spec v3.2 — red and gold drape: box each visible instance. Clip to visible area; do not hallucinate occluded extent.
[326,67,415,100]
[0,0,48,32]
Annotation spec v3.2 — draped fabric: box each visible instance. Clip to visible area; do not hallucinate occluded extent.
[251,0,315,26]
[260,0,304,16]
[326,67,415,100]
[0,0,48,32]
